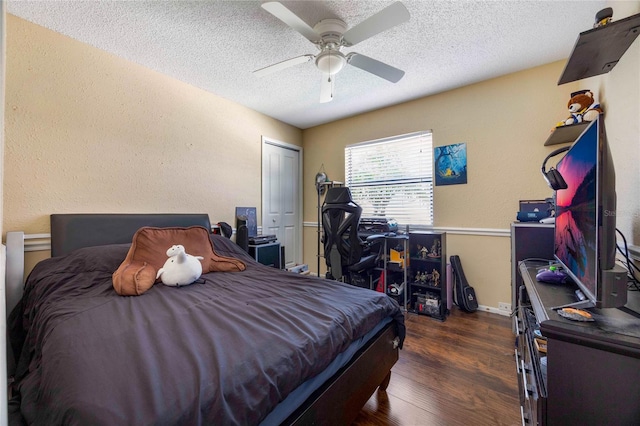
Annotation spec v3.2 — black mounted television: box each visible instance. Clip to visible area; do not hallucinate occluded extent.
[553,115,627,309]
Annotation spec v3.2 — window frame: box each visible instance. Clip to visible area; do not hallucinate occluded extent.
[344,131,434,228]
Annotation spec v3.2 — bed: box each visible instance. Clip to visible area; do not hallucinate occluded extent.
[6,214,405,425]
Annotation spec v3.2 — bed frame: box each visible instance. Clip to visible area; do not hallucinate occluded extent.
[5,213,399,425]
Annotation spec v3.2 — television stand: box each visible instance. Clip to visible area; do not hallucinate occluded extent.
[515,260,640,425]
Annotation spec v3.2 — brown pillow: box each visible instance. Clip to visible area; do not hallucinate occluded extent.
[112,226,245,296]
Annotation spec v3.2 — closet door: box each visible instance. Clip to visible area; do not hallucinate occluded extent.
[262,138,302,267]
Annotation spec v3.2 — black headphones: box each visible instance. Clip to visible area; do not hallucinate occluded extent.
[541,146,570,190]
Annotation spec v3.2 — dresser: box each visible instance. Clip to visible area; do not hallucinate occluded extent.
[515,260,640,425]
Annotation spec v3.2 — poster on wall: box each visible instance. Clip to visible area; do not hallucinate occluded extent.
[434,143,467,186]
[235,207,257,237]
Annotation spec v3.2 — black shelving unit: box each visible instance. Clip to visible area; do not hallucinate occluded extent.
[382,235,409,309]
[545,12,640,151]
[407,231,447,320]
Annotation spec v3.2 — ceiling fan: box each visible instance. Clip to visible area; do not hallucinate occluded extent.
[253,1,410,103]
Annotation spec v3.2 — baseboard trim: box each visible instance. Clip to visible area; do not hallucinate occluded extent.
[478,305,512,317]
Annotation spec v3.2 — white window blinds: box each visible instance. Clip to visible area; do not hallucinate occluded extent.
[345,131,433,226]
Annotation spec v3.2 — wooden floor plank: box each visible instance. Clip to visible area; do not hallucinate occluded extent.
[353,309,521,425]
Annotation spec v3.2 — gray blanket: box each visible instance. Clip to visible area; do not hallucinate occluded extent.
[9,235,404,425]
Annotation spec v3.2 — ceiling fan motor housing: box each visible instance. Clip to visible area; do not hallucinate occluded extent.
[256,2,411,101]
[313,19,347,44]
[313,19,348,75]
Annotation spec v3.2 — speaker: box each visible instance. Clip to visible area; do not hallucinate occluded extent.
[280,246,285,269]
[236,215,249,252]
[541,146,570,190]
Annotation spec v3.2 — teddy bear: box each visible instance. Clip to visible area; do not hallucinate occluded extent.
[561,90,603,126]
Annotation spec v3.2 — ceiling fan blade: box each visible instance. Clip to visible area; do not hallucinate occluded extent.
[261,2,321,43]
[320,74,335,103]
[347,53,405,83]
[253,54,314,77]
[342,1,410,46]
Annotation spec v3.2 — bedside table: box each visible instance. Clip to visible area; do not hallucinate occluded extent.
[248,242,281,268]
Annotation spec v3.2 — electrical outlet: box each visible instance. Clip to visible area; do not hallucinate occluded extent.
[498,302,511,312]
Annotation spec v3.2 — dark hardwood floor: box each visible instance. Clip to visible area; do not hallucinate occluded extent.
[353,308,521,425]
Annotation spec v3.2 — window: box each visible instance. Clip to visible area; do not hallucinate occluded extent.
[345,131,433,227]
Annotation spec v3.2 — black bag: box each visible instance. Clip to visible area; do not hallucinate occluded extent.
[217,222,233,239]
[450,255,478,312]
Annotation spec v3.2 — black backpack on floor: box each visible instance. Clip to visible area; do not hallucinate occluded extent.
[450,255,478,312]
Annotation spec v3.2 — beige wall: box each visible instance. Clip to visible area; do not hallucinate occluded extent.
[4,15,302,237]
[303,62,580,227]
[302,0,640,310]
[302,61,580,309]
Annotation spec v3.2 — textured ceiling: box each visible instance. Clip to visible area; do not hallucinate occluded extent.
[8,0,611,129]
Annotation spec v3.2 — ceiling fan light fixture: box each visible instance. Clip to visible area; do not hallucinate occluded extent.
[315,50,346,75]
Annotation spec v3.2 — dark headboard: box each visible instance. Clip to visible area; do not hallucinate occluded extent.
[50,214,212,257]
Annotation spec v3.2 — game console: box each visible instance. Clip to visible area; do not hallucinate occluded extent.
[248,234,277,245]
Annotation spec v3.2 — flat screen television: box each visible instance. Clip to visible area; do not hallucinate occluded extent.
[553,115,627,309]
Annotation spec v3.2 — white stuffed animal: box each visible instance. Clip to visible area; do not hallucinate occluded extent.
[156,245,204,287]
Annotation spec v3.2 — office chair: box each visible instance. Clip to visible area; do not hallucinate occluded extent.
[321,187,384,287]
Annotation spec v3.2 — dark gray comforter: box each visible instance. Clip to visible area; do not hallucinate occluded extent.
[9,235,404,425]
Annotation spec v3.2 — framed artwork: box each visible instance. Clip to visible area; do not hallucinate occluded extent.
[235,207,257,237]
[434,143,467,186]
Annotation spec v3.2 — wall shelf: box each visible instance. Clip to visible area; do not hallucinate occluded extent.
[558,12,640,85]
[544,121,590,146]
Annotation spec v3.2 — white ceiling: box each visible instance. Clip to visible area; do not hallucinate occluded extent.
[8,0,611,129]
